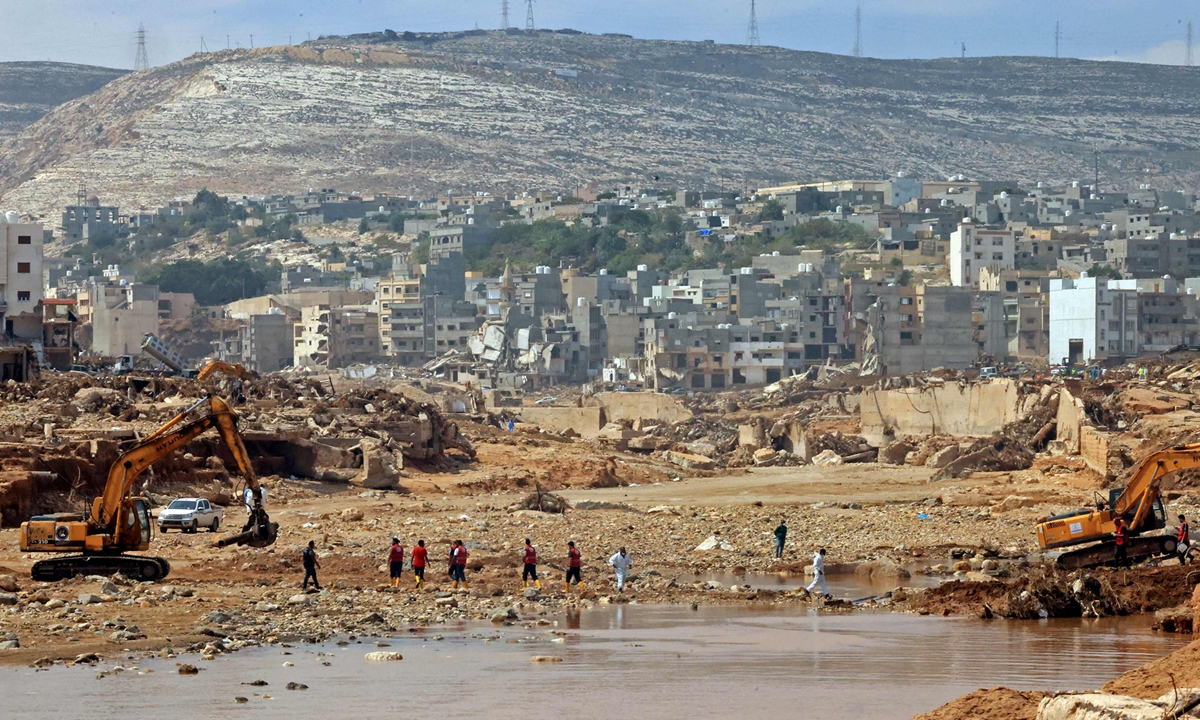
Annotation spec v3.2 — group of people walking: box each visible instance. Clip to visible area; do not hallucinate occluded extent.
[371,537,632,594]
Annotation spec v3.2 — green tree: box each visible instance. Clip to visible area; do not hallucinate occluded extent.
[145,258,272,305]
[760,199,784,221]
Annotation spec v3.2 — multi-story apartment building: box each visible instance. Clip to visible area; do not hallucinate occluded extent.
[1048,277,1138,365]
[949,221,1014,287]
[293,305,380,369]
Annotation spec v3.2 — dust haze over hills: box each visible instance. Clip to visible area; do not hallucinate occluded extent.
[1,29,1199,218]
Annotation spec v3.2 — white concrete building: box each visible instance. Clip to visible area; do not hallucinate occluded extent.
[1048,276,1138,365]
[0,216,44,338]
[949,221,1014,287]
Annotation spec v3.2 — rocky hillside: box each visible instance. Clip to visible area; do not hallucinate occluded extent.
[3,30,1200,218]
[0,61,125,139]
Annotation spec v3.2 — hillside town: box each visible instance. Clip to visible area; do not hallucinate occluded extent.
[8,174,1200,387]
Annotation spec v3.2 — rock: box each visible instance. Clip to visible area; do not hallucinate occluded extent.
[256,602,280,612]
[694,535,734,552]
[646,505,681,515]
[351,440,401,489]
[434,596,458,607]
[244,680,269,686]
[235,697,249,704]
[854,561,911,581]
[530,655,563,663]
[626,436,658,451]
[177,664,199,675]
[964,571,1000,583]
[752,448,778,465]
[1035,689,1200,720]
[523,588,542,600]
[0,639,18,650]
[109,630,142,643]
[288,594,311,606]
[44,598,65,610]
[879,441,915,465]
[0,593,17,606]
[993,495,1039,512]
[286,682,309,690]
[952,561,972,573]
[77,593,103,605]
[364,651,404,661]
[684,441,717,457]
[1154,606,1194,634]
[0,575,17,592]
[925,445,960,468]
[981,559,999,572]
[490,607,517,623]
[203,611,231,624]
[811,449,843,466]
[100,581,120,596]
[340,508,364,521]
[662,451,715,471]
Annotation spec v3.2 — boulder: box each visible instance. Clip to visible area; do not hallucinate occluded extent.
[1154,605,1194,634]
[0,639,18,650]
[854,561,911,581]
[879,441,915,465]
[0,593,17,606]
[77,593,103,605]
[684,441,717,457]
[100,580,120,596]
[530,655,563,663]
[925,445,960,469]
[662,451,715,471]
[627,436,658,452]
[489,607,517,623]
[288,594,311,606]
[0,575,17,592]
[523,587,542,600]
[993,495,1039,513]
[753,448,778,465]
[694,535,734,552]
[364,652,404,662]
[1036,690,1200,720]
[340,508,364,522]
[811,449,843,467]
[952,561,972,573]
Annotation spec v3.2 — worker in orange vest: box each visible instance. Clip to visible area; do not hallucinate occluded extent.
[1113,517,1128,567]
[565,540,584,593]
[522,538,541,591]
[451,540,469,590]
[1178,515,1191,565]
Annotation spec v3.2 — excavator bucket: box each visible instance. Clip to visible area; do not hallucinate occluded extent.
[216,522,279,549]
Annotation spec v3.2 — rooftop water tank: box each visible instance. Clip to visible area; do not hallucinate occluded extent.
[637,264,648,272]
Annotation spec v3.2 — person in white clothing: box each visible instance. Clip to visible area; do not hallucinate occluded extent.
[243,484,268,515]
[805,548,830,599]
[609,547,634,593]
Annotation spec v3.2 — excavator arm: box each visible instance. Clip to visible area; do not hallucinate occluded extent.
[196,360,258,382]
[1112,443,1200,533]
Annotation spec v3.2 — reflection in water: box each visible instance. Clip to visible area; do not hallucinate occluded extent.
[3,605,1186,720]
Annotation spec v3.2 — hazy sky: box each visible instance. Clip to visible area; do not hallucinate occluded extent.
[3,0,1196,69]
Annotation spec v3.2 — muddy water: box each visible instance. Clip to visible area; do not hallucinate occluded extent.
[697,569,943,596]
[2,606,1186,720]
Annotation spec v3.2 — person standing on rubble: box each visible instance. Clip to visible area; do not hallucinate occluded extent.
[411,539,428,589]
[773,520,788,558]
[522,538,541,591]
[608,547,633,593]
[565,540,584,593]
[1113,518,1129,567]
[1178,515,1191,565]
[805,548,830,599]
[451,540,469,590]
[302,540,322,591]
[388,537,405,589]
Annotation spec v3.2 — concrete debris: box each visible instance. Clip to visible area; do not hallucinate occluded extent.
[1037,689,1200,720]
[811,449,843,466]
[694,535,734,551]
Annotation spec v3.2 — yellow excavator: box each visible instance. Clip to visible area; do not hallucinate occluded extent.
[195,360,258,382]
[1036,443,1200,569]
[19,395,277,581]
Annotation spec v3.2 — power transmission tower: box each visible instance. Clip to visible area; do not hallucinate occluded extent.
[853,5,862,58]
[134,24,149,71]
[525,0,535,31]
[748,0,760,46]
[960,42,966,59]
[1054,21,1060,59]
[200,35,209,53]
[1188,22,1194,67]
[502,0,510,29]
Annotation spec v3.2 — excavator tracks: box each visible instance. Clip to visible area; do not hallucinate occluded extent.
[1055,535,1177,570]
[31,555,170,582]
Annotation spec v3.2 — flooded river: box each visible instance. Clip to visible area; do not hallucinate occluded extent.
[2,605,1186,719]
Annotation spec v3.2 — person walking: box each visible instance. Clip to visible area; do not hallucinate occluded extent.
[388,537,405,589]
[522,539,541,591]
[773,520,788,559]
[451,540,469,590]
[411,539,428,589]
[608,547,633,593]
[1178,515,1191,565]
[1113,517,1129,567]
[302,540,322,591]
[805,548,829,599]
[565,540,584,593]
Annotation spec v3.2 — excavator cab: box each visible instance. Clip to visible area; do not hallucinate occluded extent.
[1107,488,1167,533]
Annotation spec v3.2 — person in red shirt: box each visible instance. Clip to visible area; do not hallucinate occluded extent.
[522,538,541,591]
[451,540,469,590]
[411,539,428,589]
[1178,515,1191,565]
[1113,517,1128,567]
[388,537,405,589]
[564,540,584,593]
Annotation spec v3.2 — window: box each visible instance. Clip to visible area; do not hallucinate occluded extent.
[16,262,29,274]
[16,291,29,302]
[17,235,30,245]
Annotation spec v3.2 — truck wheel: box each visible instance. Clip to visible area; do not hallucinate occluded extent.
[189,519,198,534]
[209,517,220,533]
[159,526,168,534]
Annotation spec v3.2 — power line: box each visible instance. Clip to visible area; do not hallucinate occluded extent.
[853,5,862,58]
[134,23,149,71]
[748,0,760,46]
[501,0,509,30]
[525,0,535,31]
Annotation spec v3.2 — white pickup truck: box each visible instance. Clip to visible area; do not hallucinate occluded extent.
[157,498,223,533]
